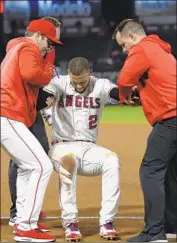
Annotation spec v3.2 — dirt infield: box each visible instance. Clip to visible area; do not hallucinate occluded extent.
[1,123,176,242]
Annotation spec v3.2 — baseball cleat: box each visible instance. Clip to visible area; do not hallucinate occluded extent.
[13,223,49,234]
[100,221,119,240]
[14,228,55,242]
[9,217,17,227]
[65,223,82,242]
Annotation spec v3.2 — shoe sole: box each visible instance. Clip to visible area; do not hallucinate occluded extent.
[100,234,119,240]
[14,236,55,242]
[150,240,168,242]
[166,233,177,239]
[66,239,81,242]
[39,229,49,232]
[66,237,82,242]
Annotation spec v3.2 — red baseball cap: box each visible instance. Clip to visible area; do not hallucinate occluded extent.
[26,19,62,45]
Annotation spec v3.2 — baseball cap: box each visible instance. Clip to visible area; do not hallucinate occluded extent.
[26,19,62,45]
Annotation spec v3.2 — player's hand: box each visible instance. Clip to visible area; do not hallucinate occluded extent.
[119,86,141,106]
[45,48,56,65]
[46,96,55,107]
[123,89,141,106]
[123,96,137,106]
[131,86,141,106]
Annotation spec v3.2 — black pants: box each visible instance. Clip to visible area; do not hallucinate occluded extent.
[140,116,177,234]
[165,152,177,233]
[8,111,50,218]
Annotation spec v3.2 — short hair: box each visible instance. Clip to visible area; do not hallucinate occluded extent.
[68,57,90,76]
[112,19,145,39]
[42,16,62,27]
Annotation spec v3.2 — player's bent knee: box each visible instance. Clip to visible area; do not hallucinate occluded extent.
[60,153,76,174]
[49,145,76,184]
[59,153,76,185]
[105,152,120,169]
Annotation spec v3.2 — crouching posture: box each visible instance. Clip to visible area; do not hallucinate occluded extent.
[50,141,120,241]
[42,57,122,241]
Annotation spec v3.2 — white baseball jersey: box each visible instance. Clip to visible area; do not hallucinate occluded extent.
[43,75,117,143]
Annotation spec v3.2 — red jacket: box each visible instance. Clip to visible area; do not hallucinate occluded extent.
[1,37,53,127]
[118,35,176,125]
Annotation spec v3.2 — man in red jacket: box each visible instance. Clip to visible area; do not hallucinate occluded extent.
[112,19,176,242]
[8,16,62,229]
[1,18,62,242]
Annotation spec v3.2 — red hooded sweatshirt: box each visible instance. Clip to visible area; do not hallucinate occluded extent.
[1,37,53,127]
[118,35,176,125]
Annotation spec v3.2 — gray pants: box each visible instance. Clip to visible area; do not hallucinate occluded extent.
[8,111,49,218]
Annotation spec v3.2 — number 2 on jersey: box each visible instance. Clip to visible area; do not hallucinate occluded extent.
[89,115,98,129]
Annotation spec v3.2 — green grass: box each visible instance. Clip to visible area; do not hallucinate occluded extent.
[100,105,147,123]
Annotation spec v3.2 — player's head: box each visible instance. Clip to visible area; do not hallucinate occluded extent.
[68,57,91,93]
[112,19,146,53]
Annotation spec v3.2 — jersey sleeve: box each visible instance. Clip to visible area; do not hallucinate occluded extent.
[43,75,66,96]
[101,79,118,104]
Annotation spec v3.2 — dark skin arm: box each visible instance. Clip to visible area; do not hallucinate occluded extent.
[36,88,54,111]
[109,87,140,105]
[109,87,119,101]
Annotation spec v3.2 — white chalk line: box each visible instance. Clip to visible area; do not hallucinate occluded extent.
[1,216,143,220]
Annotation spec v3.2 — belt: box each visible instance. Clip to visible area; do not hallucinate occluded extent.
[51,139,95,145]
[154,116,177,126]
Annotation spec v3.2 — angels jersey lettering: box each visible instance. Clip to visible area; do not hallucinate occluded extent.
[44,75,117,142]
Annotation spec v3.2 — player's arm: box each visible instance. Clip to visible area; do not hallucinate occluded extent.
[36,88,54,111]
[109,86,140,106]
[109,87,119,101]
[100,78,119,104]
[37,76,63,110]
[19,46,54,85]
[118,45,150,98]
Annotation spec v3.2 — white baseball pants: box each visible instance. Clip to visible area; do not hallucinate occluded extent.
[1,117,53,230]
[50,141,120,227]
